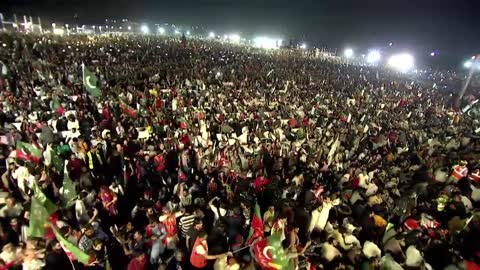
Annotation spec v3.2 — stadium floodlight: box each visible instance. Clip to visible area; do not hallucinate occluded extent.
[158,27,165,34]
[209,32,215,38]
[430,52,435,57]
[344,48,354,58]
[300,43,307,49]
[186,30,191,36]
[464,61,473,69]
[53,28,65,35]
[174,29,181,35]
[253,37,278,49]
[367,50,381,63]
[229,34,241,43]
[127,26,132,31]
[387,53,415,73]
[141,24,149,34]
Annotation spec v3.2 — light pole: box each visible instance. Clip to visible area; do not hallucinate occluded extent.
[457,55,480,107]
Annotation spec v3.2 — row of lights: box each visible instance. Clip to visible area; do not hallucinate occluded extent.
[343,48,414,73]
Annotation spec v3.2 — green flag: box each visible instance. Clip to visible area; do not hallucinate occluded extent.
[51,151,65,174]
[33,182,57,215]
[83,65,101,98]
[252,229,291,269]
[62,174,77,207]
[27,196,48,238]
[51,225,91,265]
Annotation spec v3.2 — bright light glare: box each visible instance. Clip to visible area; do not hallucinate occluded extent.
[229,34,241,43]
[209,32,215,38]
[300,43,307,49]
[53,28,65,35]
[344,48,354,58]
[186,31,190,35]
[127,26,132,31]
[158,27,165,34]
[430,52,435,57]
[174,30,180,35]
[367,50,381,63]
[141,24,149,34]
[464,61,473,69]
[387,53,415,73]
[253,37,279,49]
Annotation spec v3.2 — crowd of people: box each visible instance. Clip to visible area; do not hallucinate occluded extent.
[0,31,479,270]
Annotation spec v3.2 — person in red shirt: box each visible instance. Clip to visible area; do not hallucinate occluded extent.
[127,251,147,270]
[190,231,231,270]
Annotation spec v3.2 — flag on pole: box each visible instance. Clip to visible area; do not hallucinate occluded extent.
[251,230,291,270]
[62,174,77,207]
[16,141,42,163]
[82,64,101,98]
[247,203,263,245]
[32,182,57,215]
[120,102,137,118]
[51,225,91,265]
[27,196,49,238]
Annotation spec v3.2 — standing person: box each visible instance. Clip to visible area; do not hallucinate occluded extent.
[288,225,301,269]
[99,185,118,217]
[166,250,187,270]
[85,144,105,182]
[44,241,71,270]
[127,251,148,270]
[186,219,204,252]
[79,225,96,253]
[0,197,23,218]
[178,207,196,244]
[189,231,231,270]
[159,206,184,250]
[263,206,275,237]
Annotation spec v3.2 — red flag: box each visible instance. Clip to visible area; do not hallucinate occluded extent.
[247,203,264,245]
[120,102,137,118]
[254,176,271,192]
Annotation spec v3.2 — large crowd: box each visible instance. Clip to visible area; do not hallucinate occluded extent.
[0,31,479,270]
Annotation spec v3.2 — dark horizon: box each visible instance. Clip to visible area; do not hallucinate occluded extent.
[2,0,480,69]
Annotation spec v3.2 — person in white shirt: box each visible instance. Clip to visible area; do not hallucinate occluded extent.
[0,197,23,218]
[321,237,342,262]
[65,128,81,142]
[43,143,54,168]
[208,197,227,223]
[67,115,79,131]
[11,164,33,200]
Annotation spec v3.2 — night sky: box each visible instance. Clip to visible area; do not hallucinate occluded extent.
[3,0,480,67]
